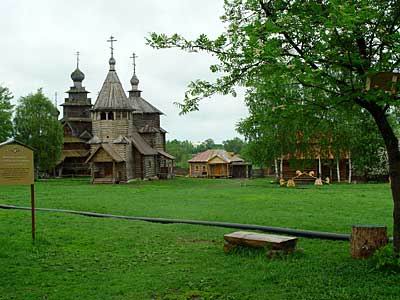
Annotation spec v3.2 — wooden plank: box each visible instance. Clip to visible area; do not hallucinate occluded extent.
[224,231,297,251]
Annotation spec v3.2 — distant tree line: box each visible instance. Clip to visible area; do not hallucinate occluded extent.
[166,137,246,168]
[0,85,63,176]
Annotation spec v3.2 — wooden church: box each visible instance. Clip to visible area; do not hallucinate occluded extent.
[57,38,174,183]
[56,54,92,177]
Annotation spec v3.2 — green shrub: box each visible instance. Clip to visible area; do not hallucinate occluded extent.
[371,245,400,272]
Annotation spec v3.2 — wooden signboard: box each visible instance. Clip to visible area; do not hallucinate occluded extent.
[0,139,35,240]
[0,143,34,185]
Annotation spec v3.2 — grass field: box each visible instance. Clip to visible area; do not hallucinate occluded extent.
[1,178,399,300]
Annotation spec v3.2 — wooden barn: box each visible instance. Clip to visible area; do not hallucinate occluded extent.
[188,149,251,178]
[85,44,174,183]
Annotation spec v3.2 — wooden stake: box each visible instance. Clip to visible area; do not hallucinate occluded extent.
[31,184,35,242]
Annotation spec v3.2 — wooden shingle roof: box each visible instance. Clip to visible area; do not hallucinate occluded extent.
[93,69,133,111]
[130,96,163,114]
[130,132,158,155]
[188,149,245,163]
[85,144,124,163]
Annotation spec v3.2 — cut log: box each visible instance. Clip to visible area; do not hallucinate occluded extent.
[223,231,297,256]
[350,225,388,259]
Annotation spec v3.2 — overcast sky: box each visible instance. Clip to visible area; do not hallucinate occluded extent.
[0,0,248,143]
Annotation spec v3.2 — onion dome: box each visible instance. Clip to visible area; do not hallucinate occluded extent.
[109,57,116,71]
[71,67,85,82]
[130,73,139,87]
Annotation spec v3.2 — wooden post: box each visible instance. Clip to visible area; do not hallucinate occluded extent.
[351,225,388,258]
[31,184,35,242]
[112,161,116,183]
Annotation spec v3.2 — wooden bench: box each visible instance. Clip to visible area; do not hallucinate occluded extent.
[224,231,298,256]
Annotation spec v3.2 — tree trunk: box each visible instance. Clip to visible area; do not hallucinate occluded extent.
[367,105,400,255]
[274,159,279,179]
[336,158,341,183]
[348,151,352,184]
[318,157,322,178]
[351,225,388,258]
[280,156,283,179]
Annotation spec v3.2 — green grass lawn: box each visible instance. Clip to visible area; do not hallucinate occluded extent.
[1,178,399,300]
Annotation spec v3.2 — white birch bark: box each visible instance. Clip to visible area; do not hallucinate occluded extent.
[318,157,322,178]
[348,151,352,183]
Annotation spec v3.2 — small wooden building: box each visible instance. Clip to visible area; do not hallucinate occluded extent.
[188,149,251,178]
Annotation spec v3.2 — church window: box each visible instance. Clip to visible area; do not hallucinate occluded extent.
[195,165,199,171]
[108,112,114,120]
[100,112,107,120]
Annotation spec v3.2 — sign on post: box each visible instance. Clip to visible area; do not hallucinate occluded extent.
[0,139,35,240]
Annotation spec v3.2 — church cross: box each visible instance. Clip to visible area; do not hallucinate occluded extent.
[76,51,80,68]
[107,36,117,57]
[130,52,138,74]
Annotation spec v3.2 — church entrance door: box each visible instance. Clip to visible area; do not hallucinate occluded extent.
[104,163,113,177]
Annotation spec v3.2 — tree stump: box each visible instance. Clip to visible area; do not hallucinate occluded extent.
[350,225,388,259]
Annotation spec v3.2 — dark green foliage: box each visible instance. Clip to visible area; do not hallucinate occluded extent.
[371,245,400,273]
[13,89,63,173]
[0,86,13,142]
[222,137,245,154]
[166,139,195,168]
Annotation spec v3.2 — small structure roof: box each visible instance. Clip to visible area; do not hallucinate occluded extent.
[158,150,175,160]
[85,144,124,163]
[130,132,158,155]
[0,138,34,150]
[188,149,245,164]
[58,150,89,164]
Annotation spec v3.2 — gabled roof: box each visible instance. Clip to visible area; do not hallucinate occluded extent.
[188,149,245,163]
[130,96,163,114]
[0,138,34,150]
[85,144,124,163]
[113,135,130,144]
[158,150,175,160]
[93,70,133,111]
[79,130,93,140]
[130,132,158,155]
[88,136,101,144]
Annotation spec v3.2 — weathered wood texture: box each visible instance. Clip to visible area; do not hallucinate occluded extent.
[350,225,388,258]
[224,231,297,255]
